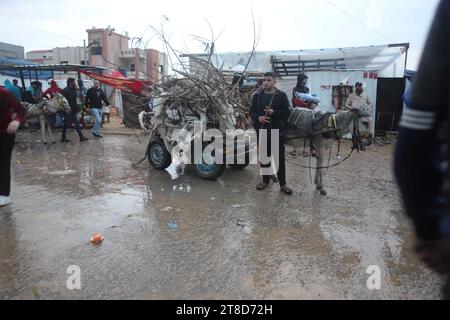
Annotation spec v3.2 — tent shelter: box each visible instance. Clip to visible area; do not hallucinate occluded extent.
[184,43,410,134]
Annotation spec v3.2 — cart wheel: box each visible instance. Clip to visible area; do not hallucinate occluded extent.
[193,146,225,180]
[148,140,172,170]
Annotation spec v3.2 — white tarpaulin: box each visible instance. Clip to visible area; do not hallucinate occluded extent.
[186,44,408,78]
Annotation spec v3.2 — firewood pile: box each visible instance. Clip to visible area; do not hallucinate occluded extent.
[149,63,249,141]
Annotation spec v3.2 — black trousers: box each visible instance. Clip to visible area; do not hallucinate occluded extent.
[62,112,83,140]
[0,133,15,197]
[258,129,286,186]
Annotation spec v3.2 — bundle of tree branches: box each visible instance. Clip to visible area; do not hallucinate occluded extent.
[145,16,259,135]
[150,62,249,134]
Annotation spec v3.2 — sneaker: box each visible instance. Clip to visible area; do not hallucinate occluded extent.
[61,138,71,143]
[0,196,12,207]
[92,133,103,138]
[80,137,89,142]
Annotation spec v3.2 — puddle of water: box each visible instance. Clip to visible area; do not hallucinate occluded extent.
[48,170,77,175]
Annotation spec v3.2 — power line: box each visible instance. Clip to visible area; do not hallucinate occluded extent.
[323,0,394,43]
[0,9,80,43]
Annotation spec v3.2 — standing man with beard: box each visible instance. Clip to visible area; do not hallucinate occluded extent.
[345,82,372,114]
[250,72,292,195]
[345,82,372,151]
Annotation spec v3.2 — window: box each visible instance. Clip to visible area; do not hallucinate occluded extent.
[91,46,102,55]
[60,61,69,65]
[130,64,135,72]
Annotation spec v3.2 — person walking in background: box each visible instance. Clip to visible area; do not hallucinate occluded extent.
[61,78,88,143]
[44,80,63,129]
[85,80,110,138]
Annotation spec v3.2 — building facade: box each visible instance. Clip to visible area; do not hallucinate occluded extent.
[0,42,25,59]
[26,50,53,64]
[86,27,129,70]
[53,46,88,65]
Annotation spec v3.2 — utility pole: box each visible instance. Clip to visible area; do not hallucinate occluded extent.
[135,49,140,80]
[83,39,88,66]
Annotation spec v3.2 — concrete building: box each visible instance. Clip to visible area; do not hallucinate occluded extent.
[146,49,168,83]
[86,27,129,70]
[86,27,167,83]
[26,50,53,64]
[119,48,146,80]
[0,42,25,59]
[119,48,168,83]
[52,46,88,65]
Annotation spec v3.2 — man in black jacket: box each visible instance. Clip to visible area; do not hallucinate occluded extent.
[250,72,292,195]
[394,0,450,299]
[85,80,110,138]
[61,78,88,143]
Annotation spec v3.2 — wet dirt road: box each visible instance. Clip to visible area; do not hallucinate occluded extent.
[0,131,443,299]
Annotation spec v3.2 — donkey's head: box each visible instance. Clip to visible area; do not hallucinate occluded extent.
[349,108,373,148]
[54,93,71,113]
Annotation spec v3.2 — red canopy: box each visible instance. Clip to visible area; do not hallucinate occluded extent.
[81,70,146,94]
[109,71,126,78]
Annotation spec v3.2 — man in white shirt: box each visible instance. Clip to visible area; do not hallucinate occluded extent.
[345,82,372,113]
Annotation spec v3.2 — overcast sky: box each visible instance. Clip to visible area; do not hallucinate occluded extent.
[0,0,441,70]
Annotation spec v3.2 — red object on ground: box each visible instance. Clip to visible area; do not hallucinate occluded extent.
[90,233,104,244]
[81,71,146,94]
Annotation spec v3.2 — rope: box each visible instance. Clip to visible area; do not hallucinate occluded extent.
[135,138,151,165]
[286,147,356,170]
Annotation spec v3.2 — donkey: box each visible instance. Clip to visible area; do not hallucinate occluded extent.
[284,107,373,195]
[21,93,71,144]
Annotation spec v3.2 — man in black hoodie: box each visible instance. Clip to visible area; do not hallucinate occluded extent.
[292,73,311,108]
[250,72,292,195]
[61,78,88,143]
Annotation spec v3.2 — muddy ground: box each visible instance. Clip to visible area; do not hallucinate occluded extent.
[0,130,443,299]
